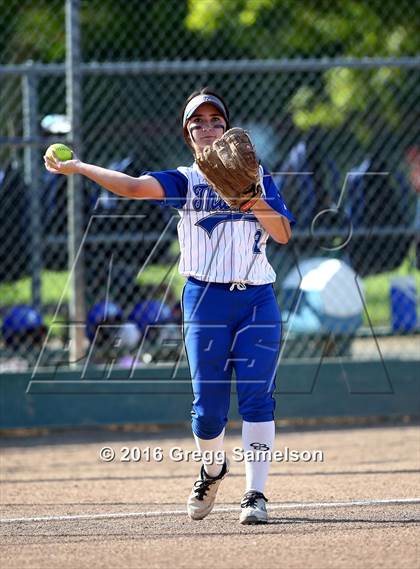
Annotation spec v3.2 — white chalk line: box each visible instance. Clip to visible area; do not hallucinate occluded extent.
[1,498,419,524]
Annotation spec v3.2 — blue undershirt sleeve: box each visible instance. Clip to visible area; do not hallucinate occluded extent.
[146,169,188,209]
[261,166,296,226]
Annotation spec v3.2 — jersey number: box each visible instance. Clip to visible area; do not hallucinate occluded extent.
[253,229,262,254]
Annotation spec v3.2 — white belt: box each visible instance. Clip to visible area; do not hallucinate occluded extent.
[229,282,247,291]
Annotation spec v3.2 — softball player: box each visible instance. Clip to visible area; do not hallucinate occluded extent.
[44,87,295,524]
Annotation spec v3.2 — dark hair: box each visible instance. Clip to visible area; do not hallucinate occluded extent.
[181,87,230,151]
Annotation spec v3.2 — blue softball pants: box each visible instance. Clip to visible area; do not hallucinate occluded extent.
[182,277,282,440]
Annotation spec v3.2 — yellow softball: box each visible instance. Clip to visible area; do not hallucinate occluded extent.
[45,143,73,161]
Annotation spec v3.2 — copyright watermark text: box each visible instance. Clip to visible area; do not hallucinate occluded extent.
[99,446,324,464]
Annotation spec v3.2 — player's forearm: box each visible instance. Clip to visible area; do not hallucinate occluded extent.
[76,162,147,198]
[252,197,292,244]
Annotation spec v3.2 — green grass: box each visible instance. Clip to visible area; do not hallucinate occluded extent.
[1,258,419,329]
[136,263,185,298]
[0,271,70,306]
[0,266,185,309]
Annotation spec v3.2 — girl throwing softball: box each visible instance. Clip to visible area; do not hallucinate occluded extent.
[44,87,295,524]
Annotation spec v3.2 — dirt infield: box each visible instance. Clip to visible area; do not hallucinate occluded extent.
[1,422,419,569]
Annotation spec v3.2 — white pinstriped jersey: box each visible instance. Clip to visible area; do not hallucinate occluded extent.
[150,163,294,285]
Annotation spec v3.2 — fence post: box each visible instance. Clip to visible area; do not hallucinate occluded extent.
[66,0,86,363]
[22,67,42,311]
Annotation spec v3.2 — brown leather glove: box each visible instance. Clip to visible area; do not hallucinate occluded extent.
[196,127,262,212]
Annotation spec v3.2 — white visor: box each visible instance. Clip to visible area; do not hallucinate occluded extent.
[183,94,228,127]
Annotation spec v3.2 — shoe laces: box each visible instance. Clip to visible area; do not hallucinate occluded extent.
[193,477,216,501]
[241,491,268,508]
[193,464,226,501]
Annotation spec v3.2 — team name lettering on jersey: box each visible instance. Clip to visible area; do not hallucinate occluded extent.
[175,165,277,284]
[192,183,230,212]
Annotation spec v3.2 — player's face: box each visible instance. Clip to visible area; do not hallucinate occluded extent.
[187,103,227,151]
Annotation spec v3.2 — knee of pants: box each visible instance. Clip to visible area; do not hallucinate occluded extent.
[239,394,276,423]
[191,413,227,440]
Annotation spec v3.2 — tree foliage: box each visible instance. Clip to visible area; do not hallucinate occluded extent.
[186,0,419,58]
[186,0,419,144]
[1,0,418,148]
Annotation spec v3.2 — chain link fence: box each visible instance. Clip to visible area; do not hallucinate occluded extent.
[0,0,419,372]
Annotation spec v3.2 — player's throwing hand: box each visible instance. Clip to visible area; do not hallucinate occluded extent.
[43,152,81,175]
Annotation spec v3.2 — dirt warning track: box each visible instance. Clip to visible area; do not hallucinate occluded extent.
[1,423,419,569]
